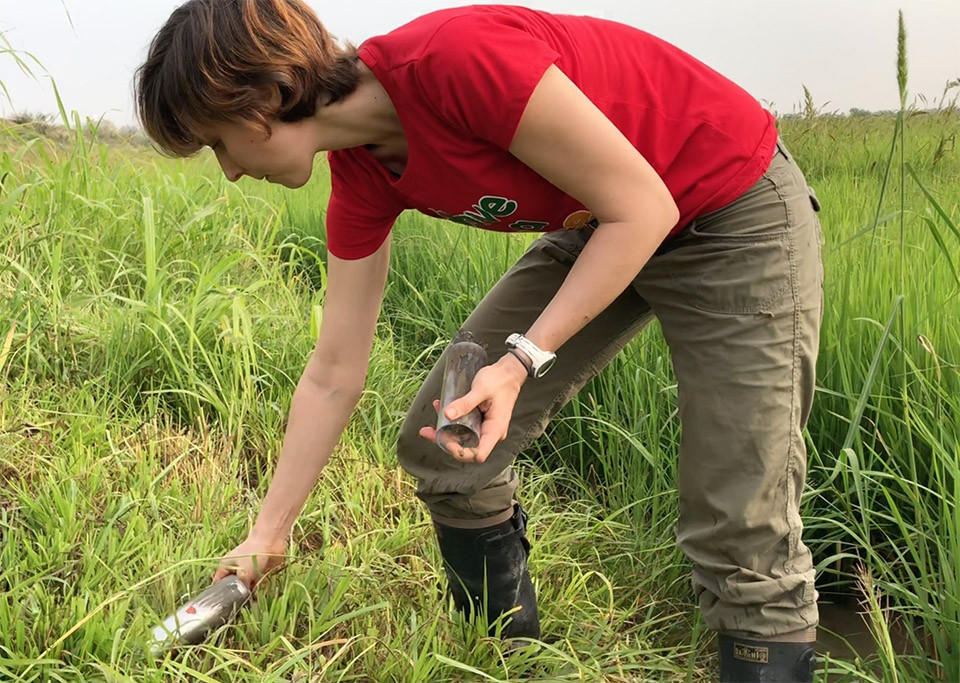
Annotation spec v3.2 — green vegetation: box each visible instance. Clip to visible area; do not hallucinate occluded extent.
[2,29,959,683]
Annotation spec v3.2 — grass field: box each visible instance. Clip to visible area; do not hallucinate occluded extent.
[2,73,960,683]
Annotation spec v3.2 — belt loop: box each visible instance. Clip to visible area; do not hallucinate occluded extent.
[775,137,792,163]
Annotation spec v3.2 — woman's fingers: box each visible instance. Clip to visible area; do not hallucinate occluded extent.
[418,373,514,462]
[474,403,509,463]
[236,568,256,591]
[443,390,483,421]
[474,432,499,463]
[419,397,477,459]
[212,556,239,583]
[419,424,473,459]
[211,536,285,590]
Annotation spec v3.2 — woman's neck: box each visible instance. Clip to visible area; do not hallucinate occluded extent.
[310,61,406,155]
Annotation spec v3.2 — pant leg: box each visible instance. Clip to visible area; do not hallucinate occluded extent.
[632,144,823,638]
[397,228,654,524]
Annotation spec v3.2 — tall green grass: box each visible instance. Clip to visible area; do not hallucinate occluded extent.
[2,20,960,682]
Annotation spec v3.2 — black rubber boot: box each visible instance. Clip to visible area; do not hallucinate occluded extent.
[433,504,540,642]
[718,634,816,682]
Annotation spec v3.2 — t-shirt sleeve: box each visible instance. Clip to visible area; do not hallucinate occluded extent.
[415,14,560,149]
[325,150,406,260]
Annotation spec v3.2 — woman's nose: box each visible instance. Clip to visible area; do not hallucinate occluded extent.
[214,148,245,182]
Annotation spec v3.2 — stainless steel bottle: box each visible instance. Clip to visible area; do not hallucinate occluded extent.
[147,575,251,657]
[436,332,487,453]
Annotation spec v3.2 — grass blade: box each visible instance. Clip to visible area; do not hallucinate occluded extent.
[842,295,903,451]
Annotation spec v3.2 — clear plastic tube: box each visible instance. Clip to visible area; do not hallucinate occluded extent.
[436,332,486,453]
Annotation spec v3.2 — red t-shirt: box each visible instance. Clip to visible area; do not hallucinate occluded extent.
[325,5,776,260]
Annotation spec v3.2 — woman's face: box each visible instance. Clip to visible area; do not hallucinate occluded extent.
[201,118,316,189]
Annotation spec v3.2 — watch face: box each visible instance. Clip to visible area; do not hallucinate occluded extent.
[535,356,557,378]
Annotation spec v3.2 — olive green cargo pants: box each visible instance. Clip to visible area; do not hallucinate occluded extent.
[397,142,823,638]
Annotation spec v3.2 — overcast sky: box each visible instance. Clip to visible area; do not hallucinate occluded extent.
[1,1,957,127]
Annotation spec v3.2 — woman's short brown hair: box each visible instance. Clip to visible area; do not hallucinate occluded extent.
[135,0,359,157]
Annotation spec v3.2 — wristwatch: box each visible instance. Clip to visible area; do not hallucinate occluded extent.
[505,333,557,378]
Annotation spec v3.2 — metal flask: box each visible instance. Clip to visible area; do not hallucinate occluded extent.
[147,575,251,657]
[436,332,487,454]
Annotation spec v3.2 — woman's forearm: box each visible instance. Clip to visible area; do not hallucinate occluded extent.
[250,378,361,541]
[525,212,676,354]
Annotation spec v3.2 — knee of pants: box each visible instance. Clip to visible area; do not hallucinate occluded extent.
[396,397,483,497]
[678,485,799,563]
[396,391,520,520]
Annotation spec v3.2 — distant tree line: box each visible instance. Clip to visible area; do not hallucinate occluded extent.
[1,111,151,147]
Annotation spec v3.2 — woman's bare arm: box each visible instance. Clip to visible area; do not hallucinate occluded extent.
[507,64,680,355]
[434,65,680,463]
[249,236,392,542]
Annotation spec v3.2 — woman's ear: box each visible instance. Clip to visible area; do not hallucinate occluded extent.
[315,89,335,108]
[266,85,284,112]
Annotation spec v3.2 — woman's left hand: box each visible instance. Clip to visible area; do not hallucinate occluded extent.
[419,354,528,463]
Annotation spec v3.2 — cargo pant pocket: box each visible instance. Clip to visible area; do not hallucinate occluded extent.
[666,147,820,316]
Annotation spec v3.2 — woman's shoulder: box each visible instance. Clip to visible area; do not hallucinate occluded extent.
[360,6,566,148]
[359,5,563,71]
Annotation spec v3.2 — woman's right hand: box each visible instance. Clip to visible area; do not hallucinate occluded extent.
[212,532,286,591]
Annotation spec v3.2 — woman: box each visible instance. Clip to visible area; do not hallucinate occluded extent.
[135,1,823,680]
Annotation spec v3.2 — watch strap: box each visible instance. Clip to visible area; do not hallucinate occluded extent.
[506,348,534,377]
[505,333,556,378]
